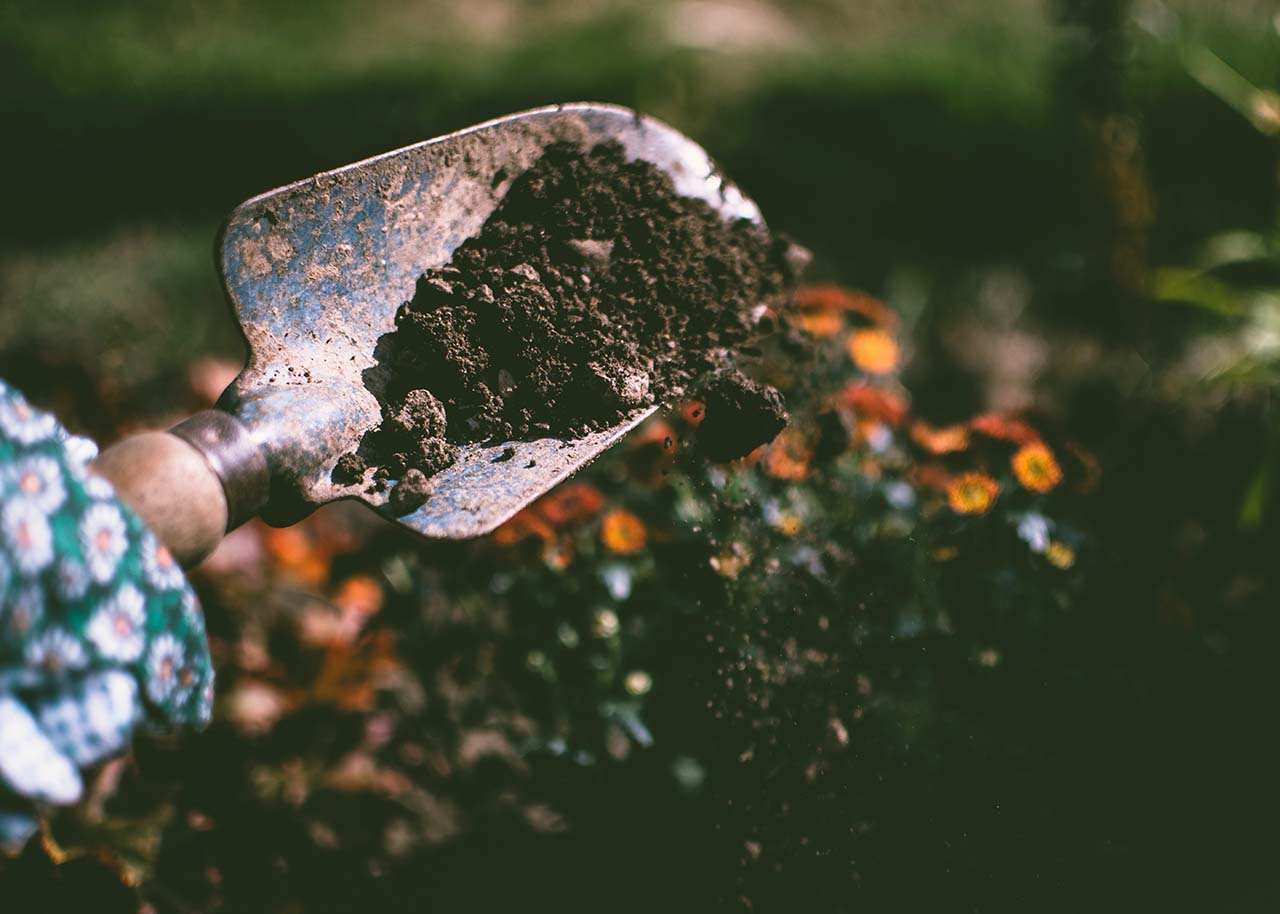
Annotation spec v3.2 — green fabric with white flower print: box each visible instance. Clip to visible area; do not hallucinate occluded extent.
[0,379,213,845]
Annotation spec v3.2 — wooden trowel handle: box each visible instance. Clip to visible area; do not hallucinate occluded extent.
[93,411,270,568]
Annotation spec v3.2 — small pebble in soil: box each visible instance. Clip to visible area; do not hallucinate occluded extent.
[389,468,432,515]
[332,453,367,486]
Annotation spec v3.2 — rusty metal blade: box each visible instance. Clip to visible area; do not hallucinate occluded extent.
[216,103,762,538]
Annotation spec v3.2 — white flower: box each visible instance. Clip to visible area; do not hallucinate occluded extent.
[0,697,82,804]
[87,583,146,663]
[145,633,191,706]
[24,626,88,674]
[6,455,66,513]
[1,499,53,575]
[1015,512,1052,554]
[865,423,894,454]
[196,680,215,726]
[141,536,185,592]
[49,670,141,765]
[0,396,57,445]
[3,585,45,639]
[599,563,633,601]
[62,434,99,472]
[884,480,917,510]
[179,590,204,633]
[82,471,117,501]
[79,502,128,583]
[55,559,90,602]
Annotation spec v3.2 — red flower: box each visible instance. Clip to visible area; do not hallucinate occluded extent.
[764,427,812,481]
[909,421,970,455]
[832,383,908,426]
[793,284,898,327]
[969,413,1040,445]
[491,510,555,546]
[535,482,605,526]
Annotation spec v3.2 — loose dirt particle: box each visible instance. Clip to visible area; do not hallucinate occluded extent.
[696,370,789,462]
[389,468,432,515]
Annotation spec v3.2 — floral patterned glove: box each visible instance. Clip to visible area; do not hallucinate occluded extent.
[0,380,213,849]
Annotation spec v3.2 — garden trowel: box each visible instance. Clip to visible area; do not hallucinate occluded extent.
[93,104,765,566]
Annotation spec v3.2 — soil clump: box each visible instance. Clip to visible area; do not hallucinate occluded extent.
[342,141,802,509]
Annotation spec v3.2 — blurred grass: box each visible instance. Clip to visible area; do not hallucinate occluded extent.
[0,0,1275,395]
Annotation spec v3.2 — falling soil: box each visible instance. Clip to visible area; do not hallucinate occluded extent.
[339,141,802,507]
[695,371,789,463]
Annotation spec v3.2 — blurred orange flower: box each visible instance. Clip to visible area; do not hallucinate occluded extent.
[263,525,330,586]
[764,427,812,481]
[847,328,901,375]
[535,481,605,526]
[492,509,554,546]
[793,284,897,327]
[833,382,908,426]
[947,473,1000,515]
[1012,442,1063,493]
[910,421,970,455]
[601,509,648,554]
[796,309,845,338]
[632,418,676,449]
[309,630,401,711]
[970,413,1039,445]
[334,575,384,621]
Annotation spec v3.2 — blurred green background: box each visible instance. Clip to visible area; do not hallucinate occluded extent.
[3,1,1280,912]
[2,0,1274,405]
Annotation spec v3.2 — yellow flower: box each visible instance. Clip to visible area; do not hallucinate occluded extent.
[710,543,751,579]
[1045,541,1076,569]
[847,328,901,375]
[776,513,803,536]
[947,473,999,515]
[601,509,648,554]
[1012,442,1063,493]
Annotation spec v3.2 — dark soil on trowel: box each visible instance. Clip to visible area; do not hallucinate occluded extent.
[334,141,802,510]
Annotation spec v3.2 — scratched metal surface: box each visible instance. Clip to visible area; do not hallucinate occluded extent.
[215,102,763,538]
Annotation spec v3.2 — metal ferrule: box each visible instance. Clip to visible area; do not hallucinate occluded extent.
[171,410,270,532]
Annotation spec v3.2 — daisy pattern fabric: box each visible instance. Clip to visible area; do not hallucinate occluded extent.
[0,380,213,849]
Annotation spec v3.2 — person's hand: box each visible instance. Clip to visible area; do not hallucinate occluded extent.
[0,381,213,849]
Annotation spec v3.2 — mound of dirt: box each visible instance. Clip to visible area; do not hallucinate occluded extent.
[338,141,802,507]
